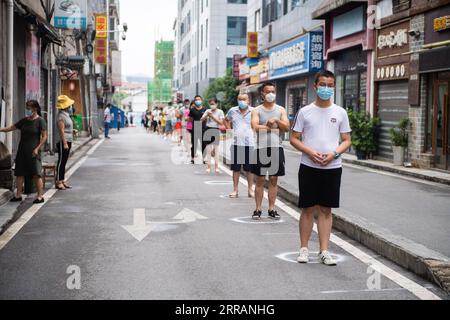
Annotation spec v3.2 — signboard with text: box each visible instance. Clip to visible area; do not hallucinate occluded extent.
[269,32,323,80]
[96,14,108,38]
[54,0,87,30]
[95,14,108,65]
[248,32,259,58]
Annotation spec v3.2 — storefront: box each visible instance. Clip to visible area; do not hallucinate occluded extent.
[420,5,450,171]
[268,31,324,124]
[375,20,411,160]
[237,56,269,107]
[313,1,374,114]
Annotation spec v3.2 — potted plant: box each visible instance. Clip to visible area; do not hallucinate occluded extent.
[389,118,410,166]
[348,110,380,160]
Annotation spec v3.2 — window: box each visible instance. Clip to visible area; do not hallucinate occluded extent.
[201,25,203,51]
[227,16,247,45]
[227,58,233,70]
[228,0,247,3]
[206,19,208,48]
[254,9,261,32]
[205,59,208,78]
[200,62,203,81]
[262,0,283,27]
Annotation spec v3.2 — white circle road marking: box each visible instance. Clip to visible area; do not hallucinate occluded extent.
[204,181,233,186]
[276,252,347,264]
[217,161,442,300]
[231,216,285,224]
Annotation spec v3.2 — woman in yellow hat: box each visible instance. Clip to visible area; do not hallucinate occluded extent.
[0,100,47,204]
[55,95,75,190]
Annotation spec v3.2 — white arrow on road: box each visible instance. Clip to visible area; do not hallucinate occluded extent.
[122,208,208,242]
[122,208,153,242]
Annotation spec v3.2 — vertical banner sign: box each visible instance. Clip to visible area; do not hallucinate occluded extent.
[111,51,122,87]
[54,0,88,30]
[26,31,41,102]
[248,32,258,58]
[95,14,108,65]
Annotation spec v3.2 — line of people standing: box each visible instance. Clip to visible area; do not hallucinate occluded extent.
[175,70,352,267]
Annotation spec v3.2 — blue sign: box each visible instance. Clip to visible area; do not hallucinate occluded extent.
[54,0,88,30]
[269,31,324,80]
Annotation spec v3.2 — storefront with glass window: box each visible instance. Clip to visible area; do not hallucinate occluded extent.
[419,5,450,171]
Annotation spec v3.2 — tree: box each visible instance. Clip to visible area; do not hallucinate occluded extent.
[205,69,239,114]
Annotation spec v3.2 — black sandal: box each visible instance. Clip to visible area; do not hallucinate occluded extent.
[10,197,23,203]
[63,184,72,189]
[33,198,45,204]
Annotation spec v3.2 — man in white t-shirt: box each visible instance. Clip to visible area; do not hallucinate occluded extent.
[290,70,352,266]
[104,104,112,139]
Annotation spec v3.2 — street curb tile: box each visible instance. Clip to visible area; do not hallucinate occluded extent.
[220,153,450,295]
[342,158,450,186]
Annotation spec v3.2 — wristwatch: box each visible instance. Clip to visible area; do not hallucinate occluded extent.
[333,151,341,160]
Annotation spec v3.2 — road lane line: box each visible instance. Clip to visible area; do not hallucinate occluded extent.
[0,140,104,251]
[218,163,442,300]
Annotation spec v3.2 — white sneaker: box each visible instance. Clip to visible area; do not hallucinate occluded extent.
[297,248,309,263]
[318,251,337,266]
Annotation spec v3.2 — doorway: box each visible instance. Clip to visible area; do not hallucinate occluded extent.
[433,80,449,170]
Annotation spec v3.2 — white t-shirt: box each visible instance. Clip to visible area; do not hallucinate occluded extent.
[104,108,111,123]
[204,109,225,128]
[226,106,255,147]
[292,103,351,169]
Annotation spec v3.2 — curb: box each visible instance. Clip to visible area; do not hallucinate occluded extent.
[220,153,450,294]
[342,158,450,186]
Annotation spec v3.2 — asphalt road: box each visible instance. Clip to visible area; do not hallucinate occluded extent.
[280,146,450,258]
[0,128,446,300]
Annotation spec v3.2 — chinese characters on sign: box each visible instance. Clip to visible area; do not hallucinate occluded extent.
[95,14,108,65]
[269,32,323,80]
[248,32,258,58]
[54,0,87,30]
[434,15,450,32]
[310,33,323,70]
[96,15,108,38]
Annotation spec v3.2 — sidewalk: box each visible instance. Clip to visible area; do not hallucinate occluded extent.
[220,139,450,293]
[0,136,95,235]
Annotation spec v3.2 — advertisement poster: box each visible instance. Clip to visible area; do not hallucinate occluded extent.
[54,0,88,30]
[25,31,41,102]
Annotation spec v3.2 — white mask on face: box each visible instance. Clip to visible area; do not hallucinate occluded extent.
[265,93,276,103]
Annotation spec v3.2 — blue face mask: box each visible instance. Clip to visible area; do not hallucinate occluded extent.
[238,101,248,110]
[25,109,33,117]
[195,101,202,107]
[317,86,335,101]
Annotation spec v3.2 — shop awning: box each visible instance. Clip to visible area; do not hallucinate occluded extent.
[312,0,367,20]
[14,0,63,46]
[243,84,263,94]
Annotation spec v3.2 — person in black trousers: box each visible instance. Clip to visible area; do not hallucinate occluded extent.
[188,96,208,164]
[55,95,75,190]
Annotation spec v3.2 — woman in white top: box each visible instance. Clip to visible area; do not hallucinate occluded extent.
[201,97,225,174]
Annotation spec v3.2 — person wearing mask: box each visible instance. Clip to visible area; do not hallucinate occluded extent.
[251,82,290,220]
[104,104,112,139]
[291,70,352,266]
[55,95,75,191]
[0,100,48,204]
[224,94,255,198]
[188,96,208,164]
[201,97,225,174]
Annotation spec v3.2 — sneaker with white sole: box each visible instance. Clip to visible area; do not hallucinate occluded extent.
[297,248,309,263]
[318,251,337,266]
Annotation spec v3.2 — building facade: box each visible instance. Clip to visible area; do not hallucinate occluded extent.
[149,40,174,105]
[173,0,249,100]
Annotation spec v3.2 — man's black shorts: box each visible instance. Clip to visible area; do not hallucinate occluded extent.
[298,164,342,208]
[230,145,254,172]
[251,147,285,177]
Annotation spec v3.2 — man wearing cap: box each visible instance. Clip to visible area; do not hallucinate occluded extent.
[55,95,75,190]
